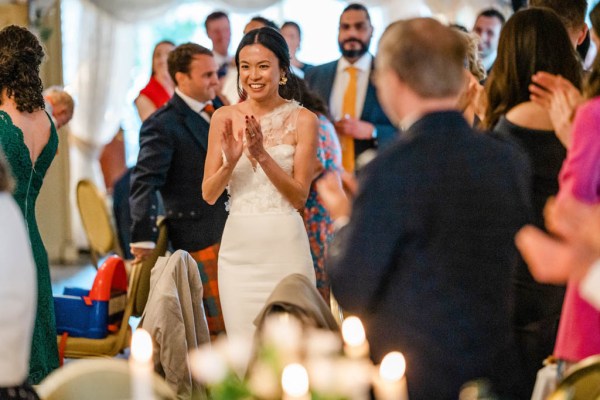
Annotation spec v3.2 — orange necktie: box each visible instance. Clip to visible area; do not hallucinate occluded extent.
[341,66,357,172]
[202,103,215,117]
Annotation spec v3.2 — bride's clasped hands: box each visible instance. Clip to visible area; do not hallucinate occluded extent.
[220,115,267,169]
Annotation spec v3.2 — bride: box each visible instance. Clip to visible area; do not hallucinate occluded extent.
[202,27,318,340]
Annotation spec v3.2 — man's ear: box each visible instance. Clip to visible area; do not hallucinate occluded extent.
[577,24,589,46]
[174,71,185,87]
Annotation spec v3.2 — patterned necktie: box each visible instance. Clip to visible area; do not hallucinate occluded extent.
[341,66,358,172]
[202,103,215,118]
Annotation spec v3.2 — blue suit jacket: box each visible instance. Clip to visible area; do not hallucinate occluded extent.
[129,94,228,252]
[304,58,397,157]
[328,111,532,400]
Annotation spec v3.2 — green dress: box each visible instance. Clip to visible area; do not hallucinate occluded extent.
[0,110,59,384]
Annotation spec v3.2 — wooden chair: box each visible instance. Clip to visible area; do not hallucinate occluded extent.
[57,220,168,360]
[37,358,176,400]
[132,217,169,317]
[330,291,344,326]
[76,179,121,268]
[549,355,600,400]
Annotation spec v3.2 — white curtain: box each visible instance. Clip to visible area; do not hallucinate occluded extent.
[218,0,279,12]
[66,0,135,246]
[87,0,177,22]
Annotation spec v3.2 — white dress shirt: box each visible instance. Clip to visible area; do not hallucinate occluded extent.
[213,52,231,69]
[329,53,373,121]
[0,193,36,386]
[175,87,213,122]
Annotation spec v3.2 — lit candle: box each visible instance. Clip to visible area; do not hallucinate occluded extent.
[342,316,369,359]
[373,352,409,400]
[262,313,302,361]
[131,328,154,400]
[281,363,310,400]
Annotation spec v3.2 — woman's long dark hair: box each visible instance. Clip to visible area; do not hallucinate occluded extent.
[483,8,582,129]
[235,27,299,101]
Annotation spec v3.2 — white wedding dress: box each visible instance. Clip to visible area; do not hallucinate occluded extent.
[218,100,316,341]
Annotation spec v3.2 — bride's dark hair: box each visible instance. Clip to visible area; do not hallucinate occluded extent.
[235,27,299,101]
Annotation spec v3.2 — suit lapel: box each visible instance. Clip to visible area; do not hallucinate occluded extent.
[171,94,210,151]
[323,61,338,101]
[361,59,377,120]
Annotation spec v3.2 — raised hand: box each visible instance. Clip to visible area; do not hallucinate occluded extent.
[529,72,584,148]
[221,118,243,166]
[245,115,266,160]
[334,116,375,139]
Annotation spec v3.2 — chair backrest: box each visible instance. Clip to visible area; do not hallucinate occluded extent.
[549,355,600,400]
[76,179,120,265]
[132,217,169,317]
[36,358,176,400]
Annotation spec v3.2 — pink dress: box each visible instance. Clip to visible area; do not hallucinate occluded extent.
[554,96,600,362]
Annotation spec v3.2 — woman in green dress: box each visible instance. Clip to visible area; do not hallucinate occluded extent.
[0,25,59,384]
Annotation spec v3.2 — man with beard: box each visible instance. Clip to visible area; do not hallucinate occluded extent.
[305,3,396,172]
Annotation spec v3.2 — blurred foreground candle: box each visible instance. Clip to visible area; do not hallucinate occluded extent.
[373,352,409,400]
[282,363,310,400]
[131,328,154,400]
[342,316,369,358]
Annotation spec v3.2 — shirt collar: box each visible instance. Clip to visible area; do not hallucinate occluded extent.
[175,87,211,114]
[337,53,373,73]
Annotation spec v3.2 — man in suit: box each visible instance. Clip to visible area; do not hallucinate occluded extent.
[321,18,531,400]
[472,8,505,73]
[205,11,232,78]
[130,43,228,337]
[305,3,396,172]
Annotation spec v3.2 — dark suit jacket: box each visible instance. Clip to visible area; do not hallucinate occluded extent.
[130,94,228,252]
[304,57,397,157]
[328,111,532,400]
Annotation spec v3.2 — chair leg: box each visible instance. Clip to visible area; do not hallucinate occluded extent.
[330,291,344,326]
[91,249,99,269]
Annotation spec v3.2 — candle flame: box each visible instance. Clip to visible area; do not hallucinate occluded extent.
[131,328,153,363]
[281,363,309,397]
[341,316,366,347]
[380,352,406,381]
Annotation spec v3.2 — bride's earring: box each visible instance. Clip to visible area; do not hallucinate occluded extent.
[279,74,288,86]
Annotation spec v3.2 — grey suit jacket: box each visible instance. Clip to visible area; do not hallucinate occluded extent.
[304,57,397,157]
[140,249,210,398]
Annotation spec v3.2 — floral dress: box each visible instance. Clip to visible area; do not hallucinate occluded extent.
[303,114,342,302]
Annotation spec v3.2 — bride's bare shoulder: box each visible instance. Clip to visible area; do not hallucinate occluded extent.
[215,103,248,118]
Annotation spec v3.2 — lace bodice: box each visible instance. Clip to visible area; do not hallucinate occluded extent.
[227,101,302,214]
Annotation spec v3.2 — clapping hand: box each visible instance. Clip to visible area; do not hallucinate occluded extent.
[221,118,243,166]
[529,72,584,148]
[245,115,266,160]
[515,194,600,284]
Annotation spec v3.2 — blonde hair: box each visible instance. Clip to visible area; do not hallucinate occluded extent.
[458,31,486,82]
[378,18,467,98]
[43,86,74,115]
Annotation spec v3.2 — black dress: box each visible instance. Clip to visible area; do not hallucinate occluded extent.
[493,116,567,396]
